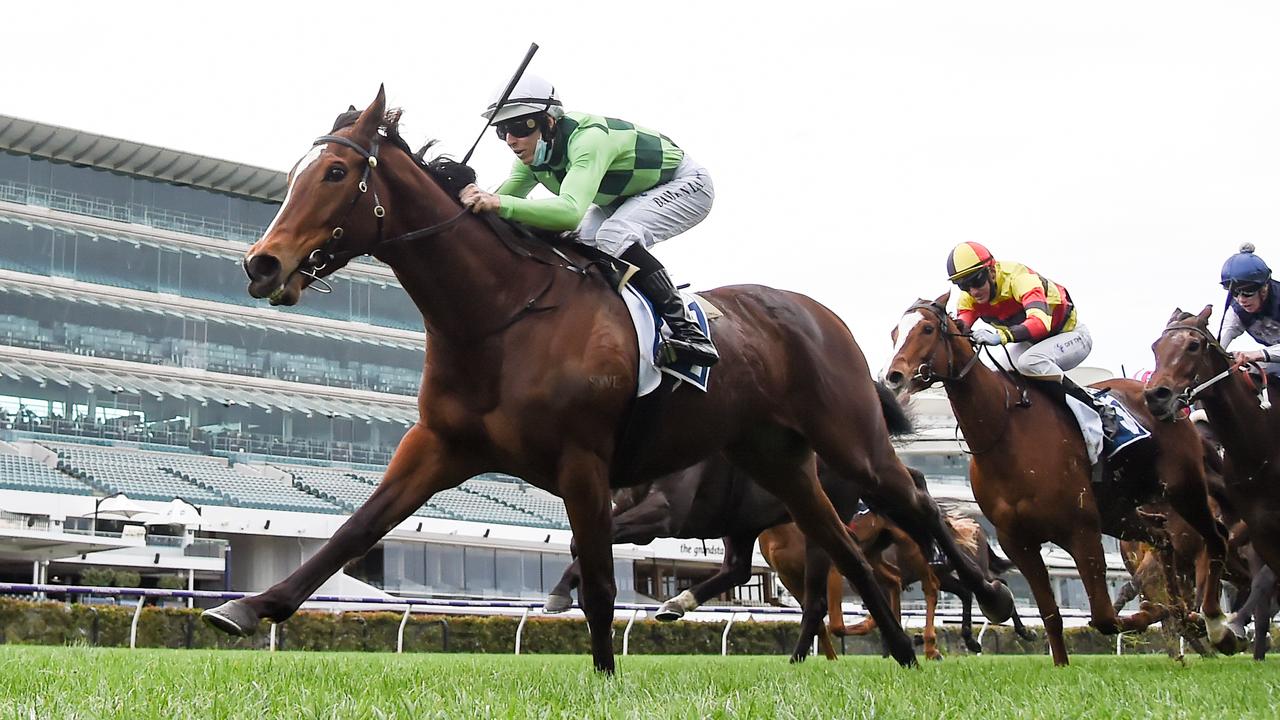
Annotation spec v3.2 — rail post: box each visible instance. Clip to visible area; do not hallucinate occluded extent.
[129,596,145,649]
[514,607,530,655]
[269,622,277,652]
[622,608,642,656]
[397,606,411,654]
[721,612,742,656]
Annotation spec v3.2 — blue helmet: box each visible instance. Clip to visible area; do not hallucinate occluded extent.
[1220,243,1271,289]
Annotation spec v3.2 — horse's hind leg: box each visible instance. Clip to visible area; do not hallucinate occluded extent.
[203,425,476,633]
[765,531,838,661]
[922,567,943,660]
[1001,534,1070,665]
[1162,467,1235,649]
[731,444,916,667]
[826,564,849,637]
[815,441,1013,624]
[657,531,758,622]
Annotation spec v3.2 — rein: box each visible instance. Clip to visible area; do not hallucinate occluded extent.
[905,300,1012,455]
[296,129,600,341]
[1157,323,1271,411]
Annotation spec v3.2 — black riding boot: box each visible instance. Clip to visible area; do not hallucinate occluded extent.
[1061,377,1119,438]
[632,269,719,367]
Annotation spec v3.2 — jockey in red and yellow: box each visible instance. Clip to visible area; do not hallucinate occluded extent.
[946,242,1113,438]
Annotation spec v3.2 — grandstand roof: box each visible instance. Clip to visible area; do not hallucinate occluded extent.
[0,113,285,202]
[0,347,418,424]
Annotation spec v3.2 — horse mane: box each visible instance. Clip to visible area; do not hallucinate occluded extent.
[329,107,573,247]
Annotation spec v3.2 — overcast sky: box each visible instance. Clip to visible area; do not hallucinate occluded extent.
[6,1,1278,376]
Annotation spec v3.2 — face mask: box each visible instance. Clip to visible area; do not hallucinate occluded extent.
[532,138,552,166]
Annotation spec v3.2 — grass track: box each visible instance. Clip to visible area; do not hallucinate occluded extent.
[0,647,1276,719]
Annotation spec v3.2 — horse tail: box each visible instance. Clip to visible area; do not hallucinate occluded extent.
[875,381,914,437]
[986,543,1016,576]
[946,514,981,555]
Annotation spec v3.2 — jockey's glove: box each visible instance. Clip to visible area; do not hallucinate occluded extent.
[970,328,1003,346]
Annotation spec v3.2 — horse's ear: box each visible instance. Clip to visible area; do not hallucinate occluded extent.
[1196,304,1214,326]
[353,85,387,139]
[1167,307,1186,325]
[934,290,951,307]
[347,105,357,112]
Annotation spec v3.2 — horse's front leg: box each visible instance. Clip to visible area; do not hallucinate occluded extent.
[203,425,475,634]
[558,445,619,674]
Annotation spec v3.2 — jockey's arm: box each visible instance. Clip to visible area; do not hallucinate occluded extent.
[495,161,539,198]
[497,129,614,231]
[1218,306,1246,348]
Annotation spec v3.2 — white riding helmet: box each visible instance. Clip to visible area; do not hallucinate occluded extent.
[481,74,564,123]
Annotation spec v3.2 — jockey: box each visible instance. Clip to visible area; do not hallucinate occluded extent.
[1218,243,1280,372]
[459,75,719,368]
[946,242,1115,431]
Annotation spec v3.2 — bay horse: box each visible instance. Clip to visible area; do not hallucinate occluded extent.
[1145,306,1280,659]
[880,294,1235,665]
[828,508,1036,657]
[201,88,1012,672]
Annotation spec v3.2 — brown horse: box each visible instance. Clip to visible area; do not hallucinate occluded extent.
[200,89,1013,672]
[757,524,840,660]
[881,295,1235,665]
[1145,307,1280,641]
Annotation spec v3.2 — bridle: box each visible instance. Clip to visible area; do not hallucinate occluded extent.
[906,300,985,386]
[903,299,1013,455]
[1154,322,1269,411]
[299,133,468,289]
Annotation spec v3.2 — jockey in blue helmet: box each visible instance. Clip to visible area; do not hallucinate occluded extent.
[1218,243,1280,368]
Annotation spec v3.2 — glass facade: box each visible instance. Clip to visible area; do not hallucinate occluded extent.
[0,218,422,332]
[0,291,423,395]
[0,151,276,243]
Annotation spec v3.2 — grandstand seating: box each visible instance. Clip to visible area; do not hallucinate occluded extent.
[0,452,93,495]
[156,454,343,514]
[45,442,227,505]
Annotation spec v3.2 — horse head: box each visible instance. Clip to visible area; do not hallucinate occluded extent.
[880,291,977,399]
[1144,305,1227,421]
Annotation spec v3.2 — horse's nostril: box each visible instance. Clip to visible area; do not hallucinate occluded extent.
[244,254,282,283]
[886,370,905,386]
[1146,386,1172,401]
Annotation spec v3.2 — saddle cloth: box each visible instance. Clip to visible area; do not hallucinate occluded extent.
[622,285,718,397]
[1063,388,1151,466]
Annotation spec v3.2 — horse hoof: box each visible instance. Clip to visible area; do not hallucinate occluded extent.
[542,594,573,614]
[654,602,685,623]
[202,600,260,637]
[979,581,1015,624]
[1212,624,1243,656]
[927,652,944,662]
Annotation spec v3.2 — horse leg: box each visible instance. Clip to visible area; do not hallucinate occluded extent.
[762,527,838,661]
[1254,567,1277,661]
[1112,579,1139,613]
[656,531,757,622]
[1063,528,1143,636]
[795,541,841,661]
[203,425,475,633]
[840,557,899,637]
[1001,535,1069,665]
[1162,461,1235,650]
[558,446,620,674]
[544,558,581,614]
[826,564,849,637]
[732,445,916,667]
[922,567,942,660]
[555,493,671,618]
[831,458,1012,624]
[952,582,982,653]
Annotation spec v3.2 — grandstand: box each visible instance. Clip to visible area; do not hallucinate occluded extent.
[0,112,1126,615]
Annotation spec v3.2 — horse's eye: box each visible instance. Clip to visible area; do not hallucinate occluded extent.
[1187,340,1201,353]
[921,324,935,335]
[324,165,347,182]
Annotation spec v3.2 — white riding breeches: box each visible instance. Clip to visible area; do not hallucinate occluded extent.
[985,325,1093,380]
[576,155,715,258]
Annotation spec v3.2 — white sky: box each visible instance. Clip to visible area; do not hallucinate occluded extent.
[6,1,1278,376]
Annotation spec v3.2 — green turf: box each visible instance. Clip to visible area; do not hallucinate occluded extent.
[0,647,1274,719]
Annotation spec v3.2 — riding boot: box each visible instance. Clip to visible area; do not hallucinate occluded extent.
[622,246,718,367]
[1059,376,1117,484]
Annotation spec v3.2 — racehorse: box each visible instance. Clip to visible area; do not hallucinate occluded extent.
[881,295,1235,665]
[828,507,1036,658]
[1144,307,1280,659]
[201,89,1013,672]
